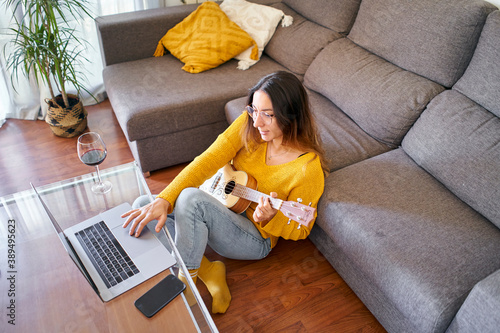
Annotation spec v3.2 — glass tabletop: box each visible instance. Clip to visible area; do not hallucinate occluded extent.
[0,161,217,332]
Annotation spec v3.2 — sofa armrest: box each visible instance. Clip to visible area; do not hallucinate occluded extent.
[95,4,198,67]
[447,269,500,333]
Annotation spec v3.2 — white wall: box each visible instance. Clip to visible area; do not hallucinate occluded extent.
[486,0,500,8]
[166,0,181,5]
[182,0,209,3]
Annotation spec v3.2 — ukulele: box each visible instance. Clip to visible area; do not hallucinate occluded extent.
[199,164,316,228]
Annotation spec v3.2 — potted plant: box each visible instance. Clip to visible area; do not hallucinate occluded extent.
[3,0,95,137]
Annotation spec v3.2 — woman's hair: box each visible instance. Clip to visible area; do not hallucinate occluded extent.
[243,71,329,175]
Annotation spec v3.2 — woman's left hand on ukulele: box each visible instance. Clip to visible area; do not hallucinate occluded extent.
[253,192,279,226]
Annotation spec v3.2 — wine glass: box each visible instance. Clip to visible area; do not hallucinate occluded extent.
[77,132,112,194]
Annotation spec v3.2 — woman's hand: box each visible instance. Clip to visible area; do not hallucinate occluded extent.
[253,192,278,226]
[121,197,171,237]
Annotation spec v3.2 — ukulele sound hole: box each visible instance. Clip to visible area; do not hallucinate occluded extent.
[225,180,236,195]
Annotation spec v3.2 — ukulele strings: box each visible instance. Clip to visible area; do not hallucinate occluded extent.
[230,183,282,210]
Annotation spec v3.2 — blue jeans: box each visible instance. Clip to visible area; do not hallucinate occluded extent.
[134,188,272,270]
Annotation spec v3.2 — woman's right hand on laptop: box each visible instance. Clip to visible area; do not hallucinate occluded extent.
[121,197,171,237]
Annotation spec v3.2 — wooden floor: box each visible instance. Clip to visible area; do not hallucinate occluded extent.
[0,100,386,332]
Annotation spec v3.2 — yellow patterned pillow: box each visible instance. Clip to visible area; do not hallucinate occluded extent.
[154,1,259,73]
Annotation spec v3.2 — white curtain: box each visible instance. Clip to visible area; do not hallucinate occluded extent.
[0,4,41,125]
[0,0,183,128]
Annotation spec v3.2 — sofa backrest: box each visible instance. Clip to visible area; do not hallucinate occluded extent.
[304,38,445,148]
[264,0,361,75]
[303,0,495,151]
[348,0,496,88]
[282,0,361,33]
[453,13,500,118]
[402,10,500,229]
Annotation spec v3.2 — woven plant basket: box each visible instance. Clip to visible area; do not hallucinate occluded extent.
[45,94,88,138]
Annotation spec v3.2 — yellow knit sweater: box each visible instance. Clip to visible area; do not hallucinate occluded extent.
[158,113,325,248]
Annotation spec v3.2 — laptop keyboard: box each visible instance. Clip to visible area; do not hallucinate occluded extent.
[75,221,140,288]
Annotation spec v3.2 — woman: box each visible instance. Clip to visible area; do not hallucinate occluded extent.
[122,71,328,314]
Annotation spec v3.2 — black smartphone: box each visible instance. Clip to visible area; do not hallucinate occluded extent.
[134,274,186,318]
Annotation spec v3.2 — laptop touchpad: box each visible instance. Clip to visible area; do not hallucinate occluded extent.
[111,225,159,258]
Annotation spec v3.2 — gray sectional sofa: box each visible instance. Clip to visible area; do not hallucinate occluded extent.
[96,0,500,332]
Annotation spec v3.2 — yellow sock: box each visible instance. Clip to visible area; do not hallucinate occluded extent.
[178,269,198,307]
[198,256,231,314]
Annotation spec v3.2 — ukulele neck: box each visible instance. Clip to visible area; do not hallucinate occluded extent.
[232,183,283,210]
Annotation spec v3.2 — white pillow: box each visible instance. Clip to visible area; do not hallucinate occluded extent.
[220,0,293,70]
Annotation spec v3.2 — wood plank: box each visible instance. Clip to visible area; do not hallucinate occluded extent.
[6,216,197,333]
[0,100,386,332]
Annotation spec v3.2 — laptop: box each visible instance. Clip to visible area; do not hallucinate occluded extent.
[31,183,176,302]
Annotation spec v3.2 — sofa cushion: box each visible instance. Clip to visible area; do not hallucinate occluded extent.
[103,54,287,142]
[317,148,500,333]
[454,10,500,118]
[220,0,293,70]
[225,90,391,171]
[282,0,361,33]
[304,38,444,147]
[264,3,340,75]
[402,90,500,229]
[348,0,496,87]
[156,1,258,73]
[225,96,247,124]
[307,90,391,171]
[447,269,500,333]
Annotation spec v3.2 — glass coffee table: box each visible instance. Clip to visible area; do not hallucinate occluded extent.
[0,162,217,332]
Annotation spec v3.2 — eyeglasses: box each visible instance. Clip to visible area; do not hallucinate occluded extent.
[246,105,274,125]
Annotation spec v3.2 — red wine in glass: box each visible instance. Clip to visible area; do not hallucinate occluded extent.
[77,132,112,194]
[80,149,107,166]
